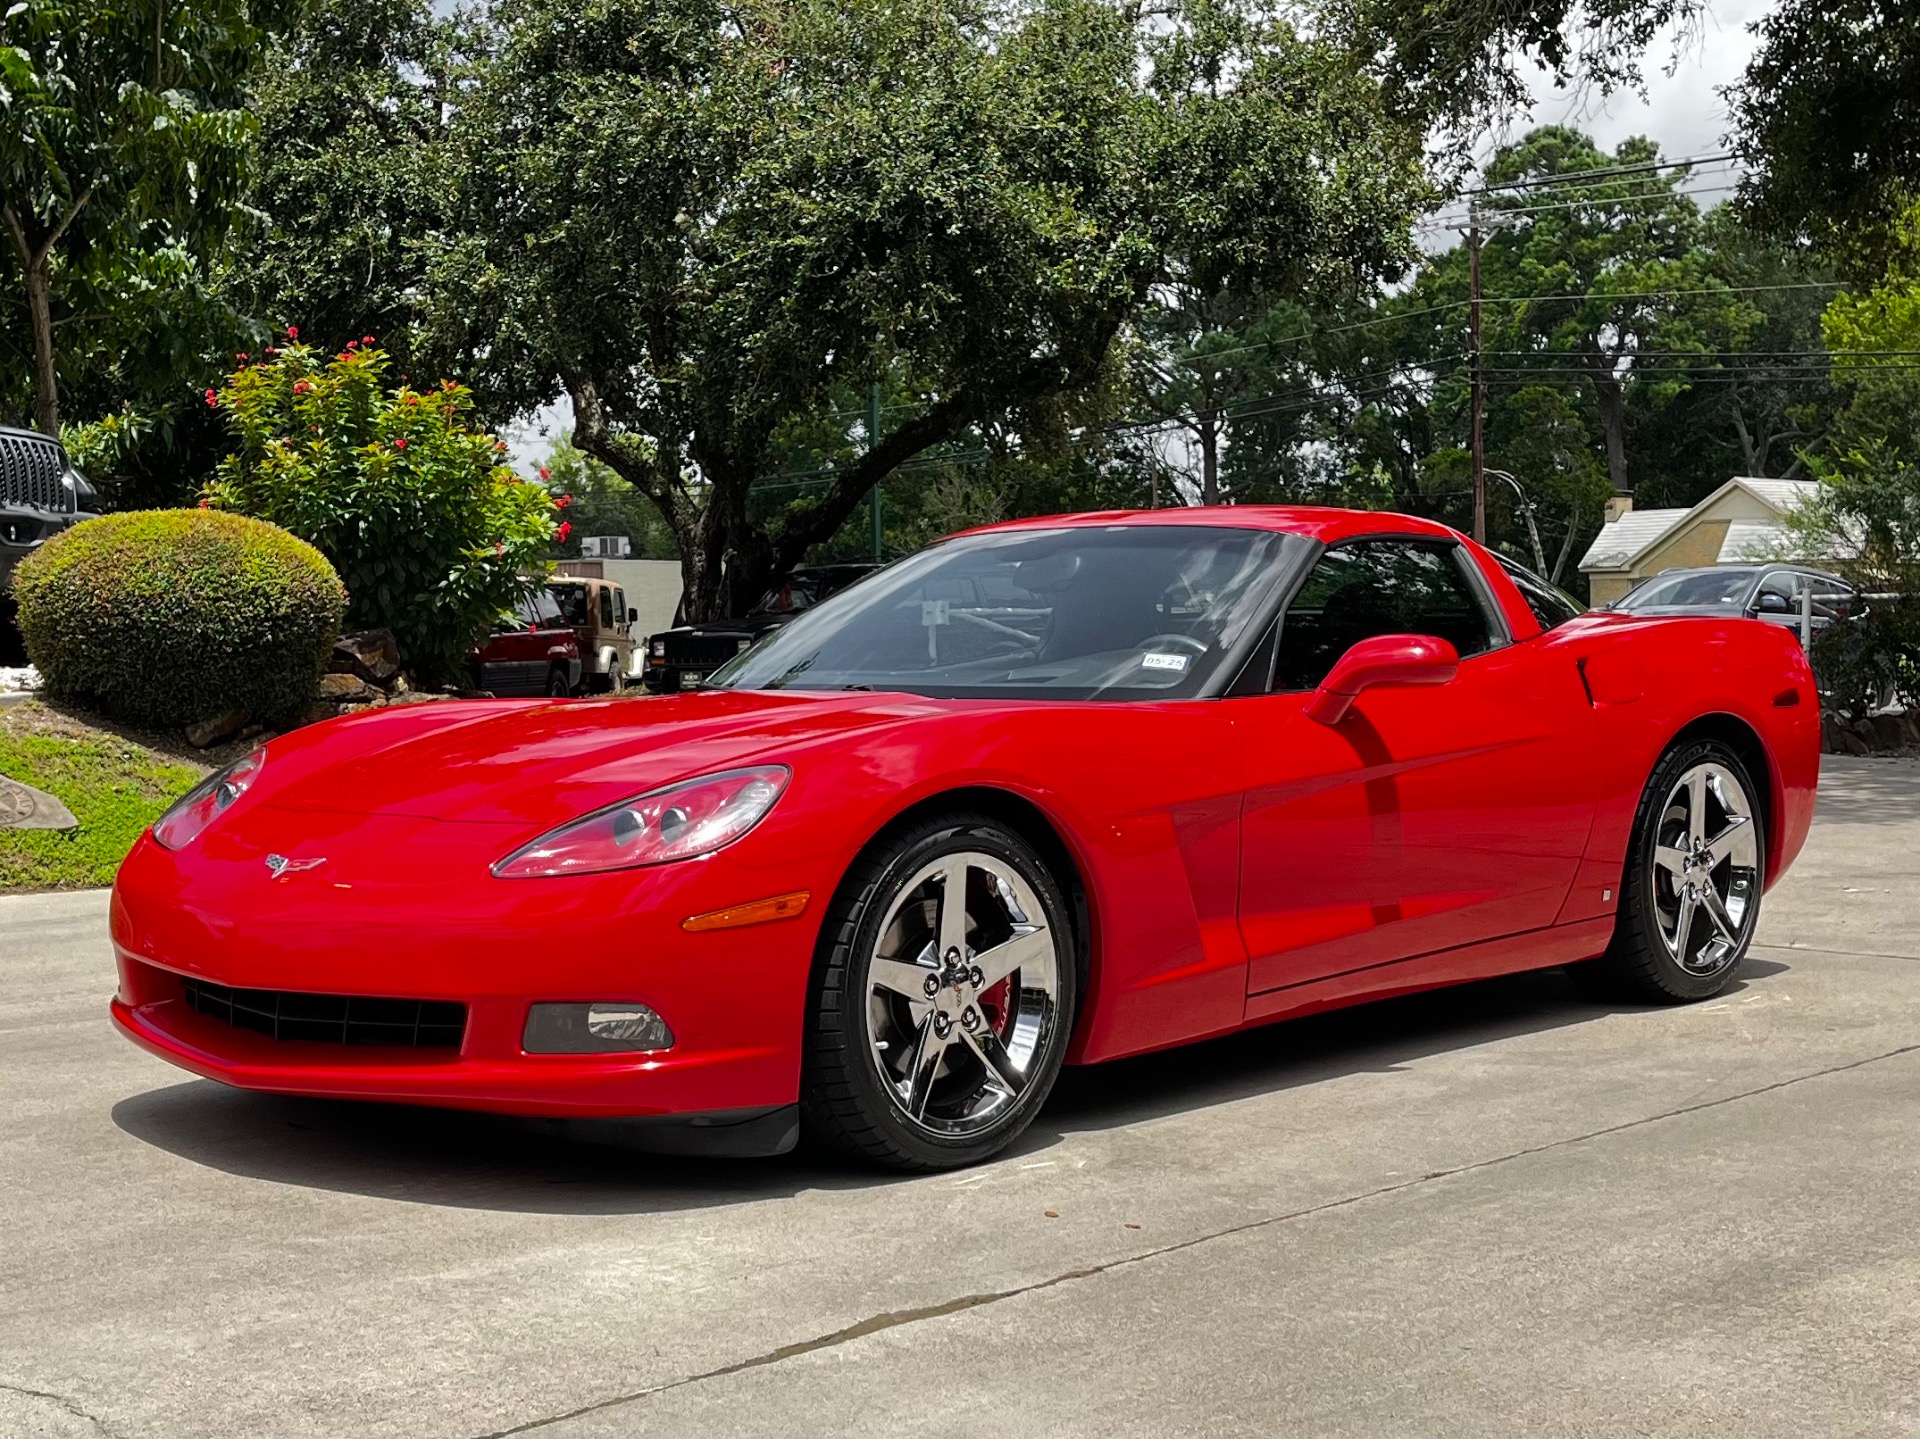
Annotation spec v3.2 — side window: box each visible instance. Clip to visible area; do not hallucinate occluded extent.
[1806,576,1856,623]
[598,586,615,628]
[614,588,627,625]
[1497,556,1585,632]
[1273,539,1497,692]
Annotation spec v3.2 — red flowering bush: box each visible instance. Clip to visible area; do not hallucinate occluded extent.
[202,341,558,682]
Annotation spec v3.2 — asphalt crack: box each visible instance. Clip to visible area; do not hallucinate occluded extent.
[0,1381,127,1439]
[468,1039,1920,1438]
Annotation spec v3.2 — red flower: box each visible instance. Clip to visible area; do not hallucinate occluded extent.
[286,325,299,340]
[237,352,249,362]
[494,440,507,453]
[495,541,506,555]
[363,335,375,345]
[403,394,419,406]
[293,380,311,395]
[555,492,572,510]
[538,466,551,481]
[394,438,408,450]
[556,521,573,542]
[346,341,357,351]
[204,388,218,408]
[265,346,279,357]
[197,498,210,509]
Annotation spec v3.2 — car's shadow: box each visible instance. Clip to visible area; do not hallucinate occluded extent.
[111,959,1790,1216]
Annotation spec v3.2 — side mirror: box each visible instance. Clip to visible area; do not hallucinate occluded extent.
[627,608,639,624]
[1752,591,1793,615]
[1304,634,1460,726]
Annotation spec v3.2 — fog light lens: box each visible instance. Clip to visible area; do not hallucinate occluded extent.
[523,1002,675,1054]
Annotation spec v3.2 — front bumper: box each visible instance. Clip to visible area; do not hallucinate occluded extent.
[108,814,823,1130]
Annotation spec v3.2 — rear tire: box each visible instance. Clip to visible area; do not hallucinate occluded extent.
[1576,738,1765,1003]
[545,667,571,697]
[801,813,1077,1170]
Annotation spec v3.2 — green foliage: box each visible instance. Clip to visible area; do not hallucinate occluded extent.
[537,441,677,560]
[233,0,468,381]
[11,509,345,727]
[445,0,1430,619]
[1731,0,1920,273]
[202,340,558,682]
[0,718,202,893]
[0,0,272,434]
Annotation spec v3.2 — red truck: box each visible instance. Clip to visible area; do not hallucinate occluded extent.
[468,587,583,697]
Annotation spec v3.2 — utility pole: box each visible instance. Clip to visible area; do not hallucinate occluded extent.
[867,380,883,561]
[1468,202,1486,545]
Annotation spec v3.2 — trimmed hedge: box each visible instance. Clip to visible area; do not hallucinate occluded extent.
[13,509,347,727]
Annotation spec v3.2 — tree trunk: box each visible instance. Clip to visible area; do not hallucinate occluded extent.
[1550,500,1581,586]
[1588,369,1628,494]
[24,260,57,436]
[1199,410,1220,505]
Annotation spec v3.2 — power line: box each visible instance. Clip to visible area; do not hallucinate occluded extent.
[1462,151,1736,198]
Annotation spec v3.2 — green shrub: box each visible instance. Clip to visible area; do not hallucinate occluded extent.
[12,509,347,727]
[202,337,559,683]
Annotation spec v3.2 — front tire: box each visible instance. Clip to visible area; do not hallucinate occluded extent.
[545,666,572,697]
[1581,738,1765,1003]
[802,814,1078,1170]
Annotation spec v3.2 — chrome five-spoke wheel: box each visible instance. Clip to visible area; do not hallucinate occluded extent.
[1650,761,1760,976]
[802,815,1077,1169]
[1582,738,1767,1004]
[864,850,1062,1137]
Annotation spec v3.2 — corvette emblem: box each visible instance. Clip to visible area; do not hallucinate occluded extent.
[264,854,326,878]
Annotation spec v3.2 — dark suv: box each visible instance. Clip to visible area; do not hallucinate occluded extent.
[0,427,100,593]
[642,563,880,693]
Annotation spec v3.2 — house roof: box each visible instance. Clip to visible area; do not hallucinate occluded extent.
[1717,520,1792,564]
[1580,508,1688,570]
[1580,476,1819,574]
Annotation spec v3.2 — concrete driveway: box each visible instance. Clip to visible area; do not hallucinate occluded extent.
[4,756,1918,1439]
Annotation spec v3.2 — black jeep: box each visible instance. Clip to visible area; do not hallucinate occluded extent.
[0,427,99,594]
[642,563,880,693]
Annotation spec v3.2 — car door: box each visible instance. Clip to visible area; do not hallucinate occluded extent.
[1232,537,1596,996]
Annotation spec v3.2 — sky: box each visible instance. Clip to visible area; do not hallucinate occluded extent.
[502,0,1778,473]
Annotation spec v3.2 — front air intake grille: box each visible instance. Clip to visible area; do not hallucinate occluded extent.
[663,631,749,669]
[0,433,66,512]
[180,978,467,1049]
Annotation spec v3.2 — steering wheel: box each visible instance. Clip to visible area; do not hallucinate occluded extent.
[1139,633,1208,656]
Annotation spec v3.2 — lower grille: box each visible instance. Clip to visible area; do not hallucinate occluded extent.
[181,978,467,1049]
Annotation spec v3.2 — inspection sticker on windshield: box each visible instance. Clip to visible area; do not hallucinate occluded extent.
[1140,652,1189,673]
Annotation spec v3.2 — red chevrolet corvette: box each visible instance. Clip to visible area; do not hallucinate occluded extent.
[111,508,1820,1169]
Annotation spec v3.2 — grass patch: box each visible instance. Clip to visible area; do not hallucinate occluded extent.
[0,704,205,893]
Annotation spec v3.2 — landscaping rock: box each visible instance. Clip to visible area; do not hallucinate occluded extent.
[0,774,78,832]
[184,708,249,748]
[300,702,340,727]
[317,672,376,703]
[1872,713,1909,753]
[329,629,402,687]
[1840,727,1873,756]
[384,691,456,708]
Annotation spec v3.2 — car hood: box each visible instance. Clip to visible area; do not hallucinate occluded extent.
[251,690,934,829]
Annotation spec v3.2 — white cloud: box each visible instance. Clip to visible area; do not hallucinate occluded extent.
[1506,0,1774,162]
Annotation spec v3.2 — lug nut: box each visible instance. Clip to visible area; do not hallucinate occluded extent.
[933,1013,952,1037]
[923,974,941,997]
[961,1007,979,1030]
[968,966,984,988]
[945,947,962,966]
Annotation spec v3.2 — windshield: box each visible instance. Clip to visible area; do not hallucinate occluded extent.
[708,525,1299,700]
[1616,569,1756,610]
[549,583,591,626]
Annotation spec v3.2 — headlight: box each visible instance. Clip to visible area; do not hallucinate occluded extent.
[649,639,666,658]
[492,765,790,879]
[152,750,266,850]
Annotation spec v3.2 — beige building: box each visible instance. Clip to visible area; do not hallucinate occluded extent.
[1579,477,1820,605]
